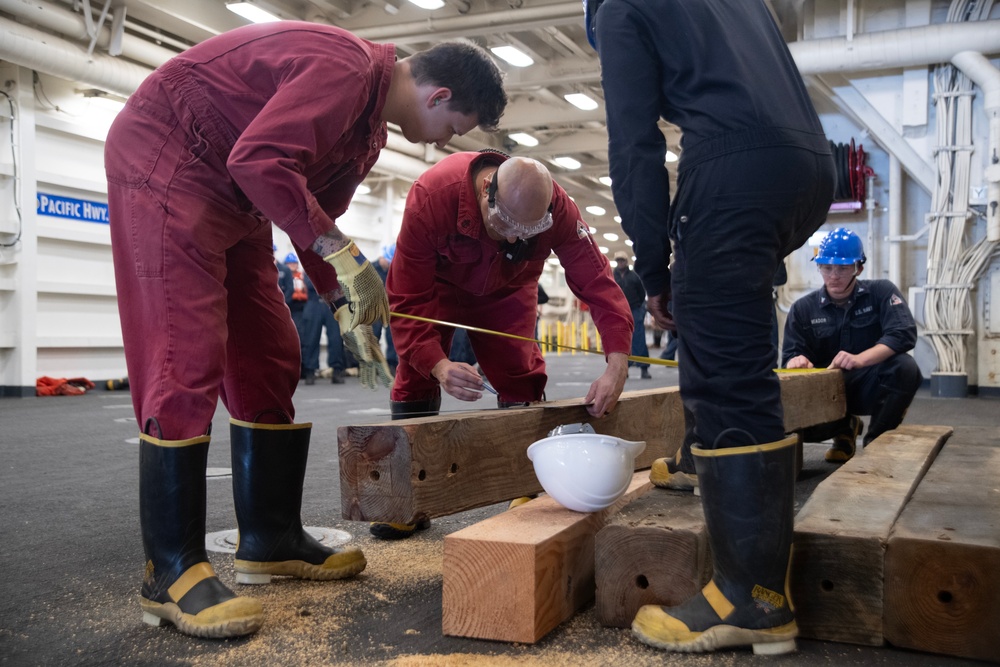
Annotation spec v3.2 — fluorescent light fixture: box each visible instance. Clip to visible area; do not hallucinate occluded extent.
[598,176,612,186]
[491,46,534,68]
[354,184,372,196]
[508,132,539,147]
[665,150,679,163]
[602,232,618,241]
[598,246,609,254]
[406,0,445,9]
[624,238,633,246]
[588,226,597,234]
[564,93,598,111]
[614,215,622,223]
[586,205,606,216]
[226,1,282,22]
[552,156,581,170]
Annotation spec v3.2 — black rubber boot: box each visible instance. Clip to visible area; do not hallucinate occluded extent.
[231,419,366,583]
[139,431,262,638]
[370,397,441,540]
[632,436,799,655]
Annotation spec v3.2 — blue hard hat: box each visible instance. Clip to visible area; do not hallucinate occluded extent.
[284,252,298,264]
[583,0,603,50]
[814,228,866,265]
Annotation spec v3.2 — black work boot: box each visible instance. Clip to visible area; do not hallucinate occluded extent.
[863,387,916,446]
[824,415,863,463]
[650,406,699,493]
[369,397,441,540]
[632,436,798,655]
[139,430,262,638]
[231,419,366,583]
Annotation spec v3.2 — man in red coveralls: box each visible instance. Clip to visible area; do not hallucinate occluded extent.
[104,22,506,638]
[370,151,634,539]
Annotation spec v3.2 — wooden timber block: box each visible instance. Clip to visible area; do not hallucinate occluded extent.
[339,370,845,523]
[790,424,952,646]
[594,489,712,628]
[442,472,653,643]
[884,441,1000,662]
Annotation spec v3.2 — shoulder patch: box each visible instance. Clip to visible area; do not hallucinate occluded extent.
[576,219,591,239]
[890,294,903,306]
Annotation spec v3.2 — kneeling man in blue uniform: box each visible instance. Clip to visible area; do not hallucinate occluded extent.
[783,228,922,462]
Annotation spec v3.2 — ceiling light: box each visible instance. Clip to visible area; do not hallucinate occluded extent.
[602,232,618,241]
[226,1,282,23]
[624,238,633,246]
[564,93,598,111]
[586,205,606,216]
[491,46,534,68]
[508,132,539,147]
[598,176,612,186]
[589,226,597,234]
[354,184,372,196]
[547,257,560,265]
[614,215,622,223]
[552,156,581,170]
[598,246,609,254]
[406,0,445,9]
[665,150,679,163]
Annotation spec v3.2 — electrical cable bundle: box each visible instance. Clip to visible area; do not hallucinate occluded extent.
[923,0,999,376]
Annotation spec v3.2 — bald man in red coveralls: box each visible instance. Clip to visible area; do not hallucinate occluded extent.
[104,22,506,639]
[369,151,633,539]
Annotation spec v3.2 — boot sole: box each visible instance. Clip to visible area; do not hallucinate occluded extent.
[140,598,262,638]
[633,619,798,655]
[234,554,367,584]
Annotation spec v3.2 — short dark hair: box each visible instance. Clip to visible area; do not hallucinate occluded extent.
[408,40,507,132]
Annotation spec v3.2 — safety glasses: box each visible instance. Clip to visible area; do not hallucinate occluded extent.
[817,264,858,276]
[487,170,554,239]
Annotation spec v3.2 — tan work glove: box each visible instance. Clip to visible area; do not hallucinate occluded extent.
[324,241,390,331]
[334,304,394,390]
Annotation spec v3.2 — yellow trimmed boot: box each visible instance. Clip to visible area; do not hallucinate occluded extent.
[651,407,699,493]
[231,419,366,583]
[632,436,798,655]
[370,397,440,540]
[139,432,262,638]
[824,415,862,463]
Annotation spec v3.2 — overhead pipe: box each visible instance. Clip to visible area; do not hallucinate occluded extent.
[351,2,582,41]
[789,20,1000,75]
[0,0,177,70]
[0,16,150,97]
[951,50,1000,242]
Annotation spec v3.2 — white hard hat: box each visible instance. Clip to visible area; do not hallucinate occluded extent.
[526,424,646,513]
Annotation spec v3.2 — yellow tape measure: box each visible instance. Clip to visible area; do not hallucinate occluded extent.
[389,312,826,374]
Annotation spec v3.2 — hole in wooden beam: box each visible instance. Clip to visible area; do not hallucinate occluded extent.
[635,574,649,589]
[417,469,426,481]
[937,590,953,604]
[370,470,380,481]
[820,579,835,592]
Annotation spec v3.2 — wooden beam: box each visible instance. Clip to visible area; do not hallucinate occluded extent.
[339,370,846,523]
[884,442,1000,662]
[594,489,711,628]
[441,472,652,643]
[790,425,952,646]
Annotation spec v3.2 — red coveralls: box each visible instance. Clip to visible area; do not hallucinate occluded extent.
[388,152,634,404]
[104,23,393,438]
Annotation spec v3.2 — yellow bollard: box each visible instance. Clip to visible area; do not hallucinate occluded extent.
[570,322,577,354]
[582,322,590,350]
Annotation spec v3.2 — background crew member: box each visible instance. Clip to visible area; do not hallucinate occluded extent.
[105,21,506,639]
[784,228,921,462]
[613,250,652,379]
[375,151,634,539]
[587,0,835,654]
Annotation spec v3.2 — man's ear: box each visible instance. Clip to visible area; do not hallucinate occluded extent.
[427,87,452,108]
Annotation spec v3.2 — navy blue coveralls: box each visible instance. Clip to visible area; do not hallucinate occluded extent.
[783,279,922,445]
[595,0,835,450]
